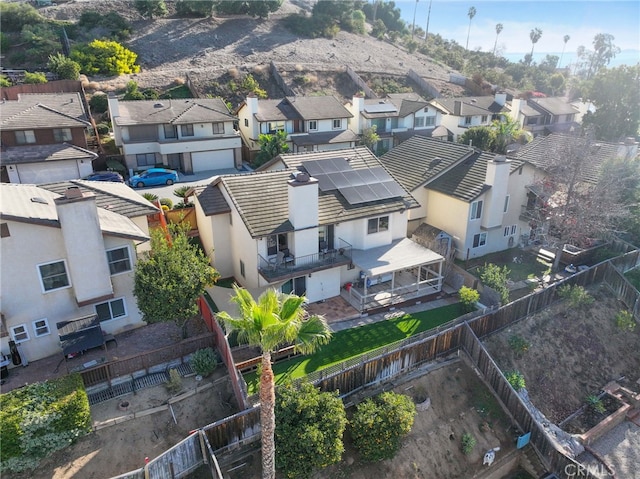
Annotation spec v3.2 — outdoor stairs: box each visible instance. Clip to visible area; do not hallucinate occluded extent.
[520,445,549,479]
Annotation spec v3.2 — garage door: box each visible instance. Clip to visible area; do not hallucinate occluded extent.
[191,150,234,173]
[17,161,79,184]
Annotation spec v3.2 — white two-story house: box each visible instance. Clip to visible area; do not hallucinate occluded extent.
[108,97,242,175]
[380,136,526,260]
[346,93,448,153]
[0,181,157,363]
[236,94,358,161]
[192,147,444,313]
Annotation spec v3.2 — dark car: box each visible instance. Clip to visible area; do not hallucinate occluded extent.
[83,171,125,183]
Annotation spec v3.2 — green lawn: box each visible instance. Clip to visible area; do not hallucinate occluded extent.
[459,249,551,282]
[243,303,461,394]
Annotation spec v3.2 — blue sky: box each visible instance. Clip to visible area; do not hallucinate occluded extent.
[393,1,640,64]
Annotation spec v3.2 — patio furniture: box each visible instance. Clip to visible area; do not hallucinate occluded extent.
[282,248,295,266]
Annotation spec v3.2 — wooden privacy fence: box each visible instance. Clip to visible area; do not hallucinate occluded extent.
[460,322,597,479]
[407,69,441,98]
[345,65,377,98]
[604,263,640,319]
[80,333,215,388]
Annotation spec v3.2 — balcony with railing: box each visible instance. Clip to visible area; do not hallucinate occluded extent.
[258,239,352,282]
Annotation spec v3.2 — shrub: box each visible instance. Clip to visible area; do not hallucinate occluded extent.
[0,374,91,473]
[71,39,140,76]
[173,185,191,200]
[95,123,110,135]
[24,71,47,84]
[165,368,183,394]
[190,348,218,377]
[159,198,173,209]
[505,370,526,391]
[615,310,636,331]
[350,391,416,462]
[586,395,606,414]
[461,432,476,455]
[480,263,510,305]
[142,192,159,202]
[0,75,11,87]
[459,286,480,313]
[276,382,347,478]
[123,80,145,100]
[0,2,43,33]
[508,334,530,355]
[47,53,80,80]
[557,284,594,309]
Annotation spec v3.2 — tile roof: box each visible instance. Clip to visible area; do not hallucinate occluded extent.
[428,152,524,202]
[39,180,158,218]
[1,92,90,130]
[254,96,352,122]
[435,96,507,116]
[529,97,579,116]
[379,136,476,191]
[204,147,418,238]
[113,98,235,126]
[514,134,622,185]
[393,125,451,143]
[2,143,98,165]
[193,182,231,216]
[289,129,359,146]
[0,183,150,241]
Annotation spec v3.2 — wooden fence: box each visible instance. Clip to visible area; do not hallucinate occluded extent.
[80,333,215,388]
[345,65,377,98]
[269,62,295,96]
[604,263,640,319]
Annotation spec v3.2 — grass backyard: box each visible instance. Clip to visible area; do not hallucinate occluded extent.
[460,248,552,282]
[243,303,461,394]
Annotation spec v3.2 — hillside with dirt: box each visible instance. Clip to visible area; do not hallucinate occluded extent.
[38,0,465,104]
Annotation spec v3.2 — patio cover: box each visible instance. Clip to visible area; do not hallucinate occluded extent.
[57,314,105,356]
[351,238,444,277]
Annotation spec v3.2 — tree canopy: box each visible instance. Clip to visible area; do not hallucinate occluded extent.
[71,39,140,75]
[134,225,219,338]
[134,0,168,19]
[254,130,289,168]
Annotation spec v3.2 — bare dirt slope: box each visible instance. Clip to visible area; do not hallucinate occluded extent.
[40,0,463,101]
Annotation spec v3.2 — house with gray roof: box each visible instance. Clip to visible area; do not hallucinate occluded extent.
[431,91,510,141]
[510,96,582,137]
[193,146,445,312]
[346,93,448,154]
[236,94,358,161]
[0,92,95,183]
[0,181,157,363]
[108,97,242,175]
[380,136,527,260]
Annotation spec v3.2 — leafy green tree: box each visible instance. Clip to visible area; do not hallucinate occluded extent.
[458,126,495,151]
[78,10,131,40]
[275,382,347,479]
[491,116,526,154]
[215,0,283,18]
[351,391,416,462]
[89,93,109,114]
[548,72,565,96]
[360,125,380,152]
[71,39,140,76]
[134,0,168,19]
[134,225,220,338]
[217,286,332,479]
[123,80,145,100]
[582,64,640,141]
[24,71,47,84]
[579,33,621,79]
[47,53,80,80]
[362,1,406,33]
[254,130,289,167]
[176,0,215,17]
[0,2,43,33]
[480,263,510,305]
[370,18,387,39]
[458,286,480,313]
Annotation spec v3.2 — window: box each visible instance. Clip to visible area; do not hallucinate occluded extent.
[423,107,429,113]
[240,260,245,278]
[481,115,488,123]
[180,124,194,137]
[527,117,538,125]
[308,120,317,131]
[414,116,425,128]
[367,216,389,234]
[15,130,36,145]
[504,225,517,237]
[268,121,284,134]
[163,124,177,139]
[106,246,131,275]
[244,118,249,127]
[282,276,306,296]
[464,116,472,125]
[136,153,156,167]
[473,233,487,248]
[425,116,435,126]
[32,318,50,337]
[470,200,483,220]
[332,119,342,129]
[0,223,9,238]
[53,128,72,142]
[503,195,510,213]
[212,122,224,134]
[38,260,70,292]
[95,298,126,322]
[10,324,29,343]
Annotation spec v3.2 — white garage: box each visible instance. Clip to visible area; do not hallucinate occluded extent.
[8,160,91,184]
[191,150,235,173]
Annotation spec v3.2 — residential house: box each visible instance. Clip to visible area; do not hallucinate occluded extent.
[236,94,358,160]
[431,92,510,142]
[0,92,97,183]
[192,147,445,312]
[0,181,158,362]
[346,93,448,153]
[108,97,242,175]
[380,136,526,260]
[511,96,582,137]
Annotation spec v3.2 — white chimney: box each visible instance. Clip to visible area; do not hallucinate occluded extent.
[481,155,510,229]
[287,172,319,258]
[494,91,507,107]
[55,188,113,306]
[350,93,365,134]
[246,93,260,140]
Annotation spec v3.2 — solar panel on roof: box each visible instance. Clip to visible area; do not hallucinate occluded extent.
[328,157,351,172]
[340,186,364,205]
[357,169,378,184]
[342,169,366,186]
[353,184,379,203]
[316,175,336,191]
[302,160,325,176]
[380,180,406,197]
[364,103,397,114]
[369,167,394,182]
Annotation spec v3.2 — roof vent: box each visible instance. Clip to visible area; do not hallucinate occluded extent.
[64,187,83,199]
[31,197,48,205]
[494,155,507,162]
[470,99,477,104]
[154,102,164,108]
[428,157,442,169]
[294,172,310,183]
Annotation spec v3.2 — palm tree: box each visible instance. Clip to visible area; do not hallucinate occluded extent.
[493,23,503,56]
[411,0,418,37]
[465,6,476,50]
[529,28,543,63]
[559,34,570,68]
[217,287,332,479]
